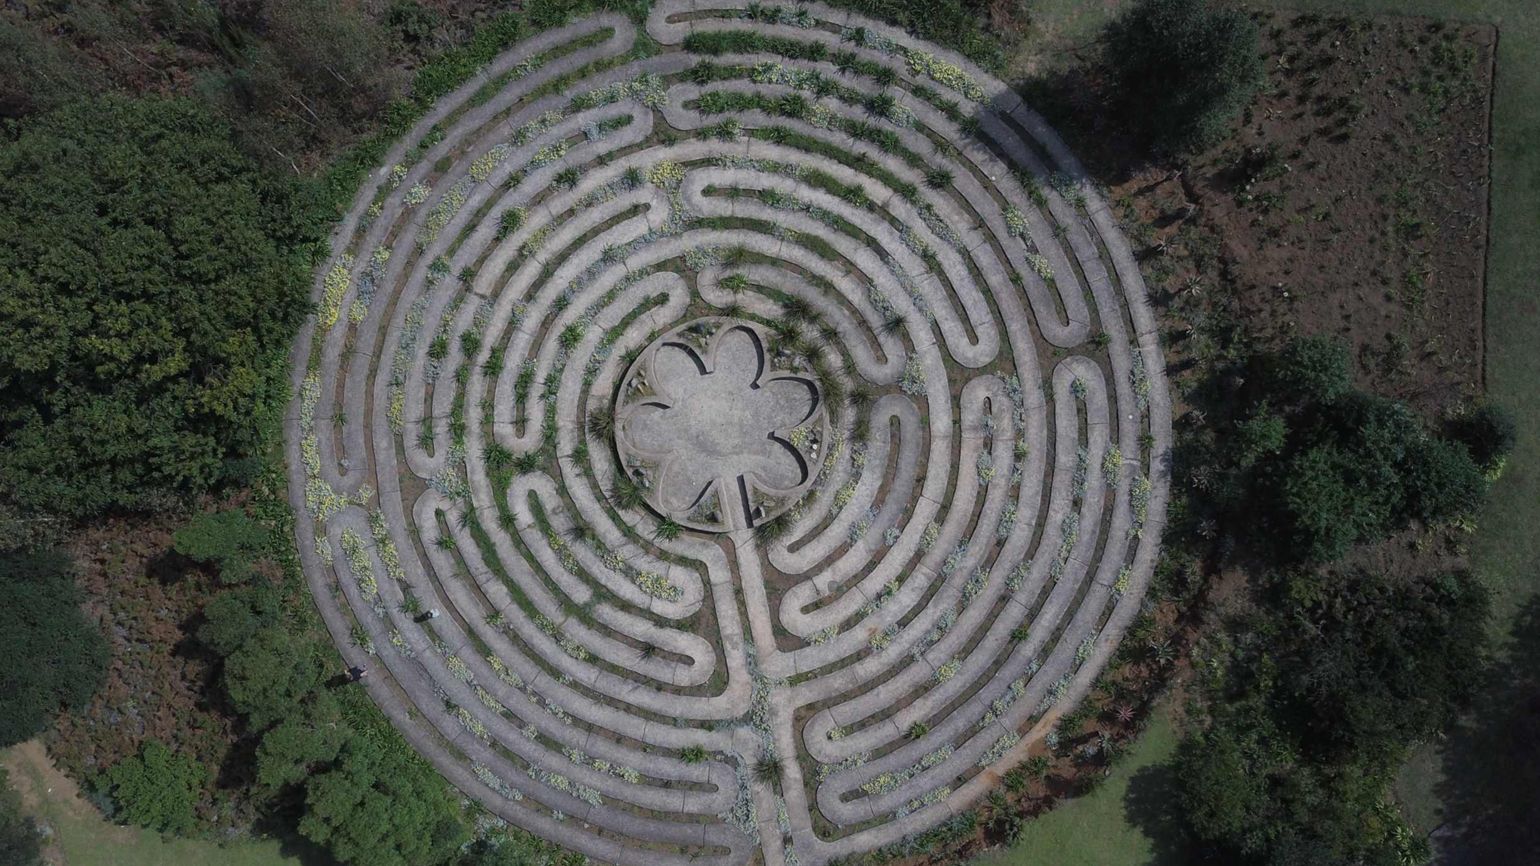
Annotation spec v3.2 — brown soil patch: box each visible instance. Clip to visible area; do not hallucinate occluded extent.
[1120,12,1493,414]
[43,513,259,831]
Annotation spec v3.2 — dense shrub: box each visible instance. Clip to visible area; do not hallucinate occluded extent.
[0,96,314,517]
[1401,435,1487,522]
[198,584,281,656]
[1175,567,1489,865]
[174,509,271,584]
[1104,0,1263,154]
[1273,392,1487,559]
[223,627,326,730]
[1280,443,1379,560]
[1448,403,1517,475]
[101,739,206,835]
[0,19,86,117]
[300,736,467,866]
[1202,337,1493,562]
[1178,720,1410,866]
[0,549,108,747]
[1273,568,1490,758]
[826,0,1002,67]
[1268,334,1352,405]
[254,692,348,790]
[385,1,444,55]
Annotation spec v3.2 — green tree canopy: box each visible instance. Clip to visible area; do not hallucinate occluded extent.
[102,739,206,835]
[1198,337,1495,562]
[198,583,281,656]
[174,509,270,584]
[255,691,348,791]
[0,549,108,747]
[1273,392,1486,560]
[300,735,466,866]
[1104,0,1263,154]
[1175,567,1488,865]
[0,95,314,516]
[1275,568,1490,760]
[223,626,325,730]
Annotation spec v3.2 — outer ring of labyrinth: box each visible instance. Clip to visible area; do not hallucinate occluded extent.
[283,3,1173,866]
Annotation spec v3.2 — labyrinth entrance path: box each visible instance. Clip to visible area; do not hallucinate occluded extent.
[284,3,1171,863]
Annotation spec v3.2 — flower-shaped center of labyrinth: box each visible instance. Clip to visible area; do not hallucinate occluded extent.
[616,320,824,531]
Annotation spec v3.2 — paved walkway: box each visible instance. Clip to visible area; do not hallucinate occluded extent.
[282,3,1171,863]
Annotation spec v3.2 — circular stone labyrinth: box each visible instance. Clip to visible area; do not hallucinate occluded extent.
[284,3,1172,865]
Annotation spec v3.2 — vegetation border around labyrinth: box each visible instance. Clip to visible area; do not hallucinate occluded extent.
[283,2,1170,864]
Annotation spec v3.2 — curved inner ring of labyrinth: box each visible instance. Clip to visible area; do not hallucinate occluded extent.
[284,3,1172,865]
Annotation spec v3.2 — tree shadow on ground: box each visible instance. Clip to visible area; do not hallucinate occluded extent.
[251,808,340,866]
[980,62,1167,195]
[1434,595,1540,864]
[1122,761,1195,866]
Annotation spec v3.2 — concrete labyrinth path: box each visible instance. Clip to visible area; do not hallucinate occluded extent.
[284,3,1171,863]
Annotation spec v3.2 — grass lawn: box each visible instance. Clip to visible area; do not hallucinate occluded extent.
[971,708,1182,866]
[2,741,313,866]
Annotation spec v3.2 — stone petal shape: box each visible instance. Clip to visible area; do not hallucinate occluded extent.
[711,325,764,390]
[654,454,718,512]
[614,319,827,530]
[742,438,807,491]
[649,341,705,403]
[623,401,674,460]
[751,375,819,433]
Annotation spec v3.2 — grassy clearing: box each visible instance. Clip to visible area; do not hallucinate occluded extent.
[1,741,312,866]
[971,707,1181,866]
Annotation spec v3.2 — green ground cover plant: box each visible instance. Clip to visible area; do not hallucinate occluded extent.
[100,740,206,836]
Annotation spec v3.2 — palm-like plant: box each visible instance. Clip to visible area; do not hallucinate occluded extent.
[611,477,646,511]
[754,512,793,544]
[753,753,782,785]
[587,406,615,439]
